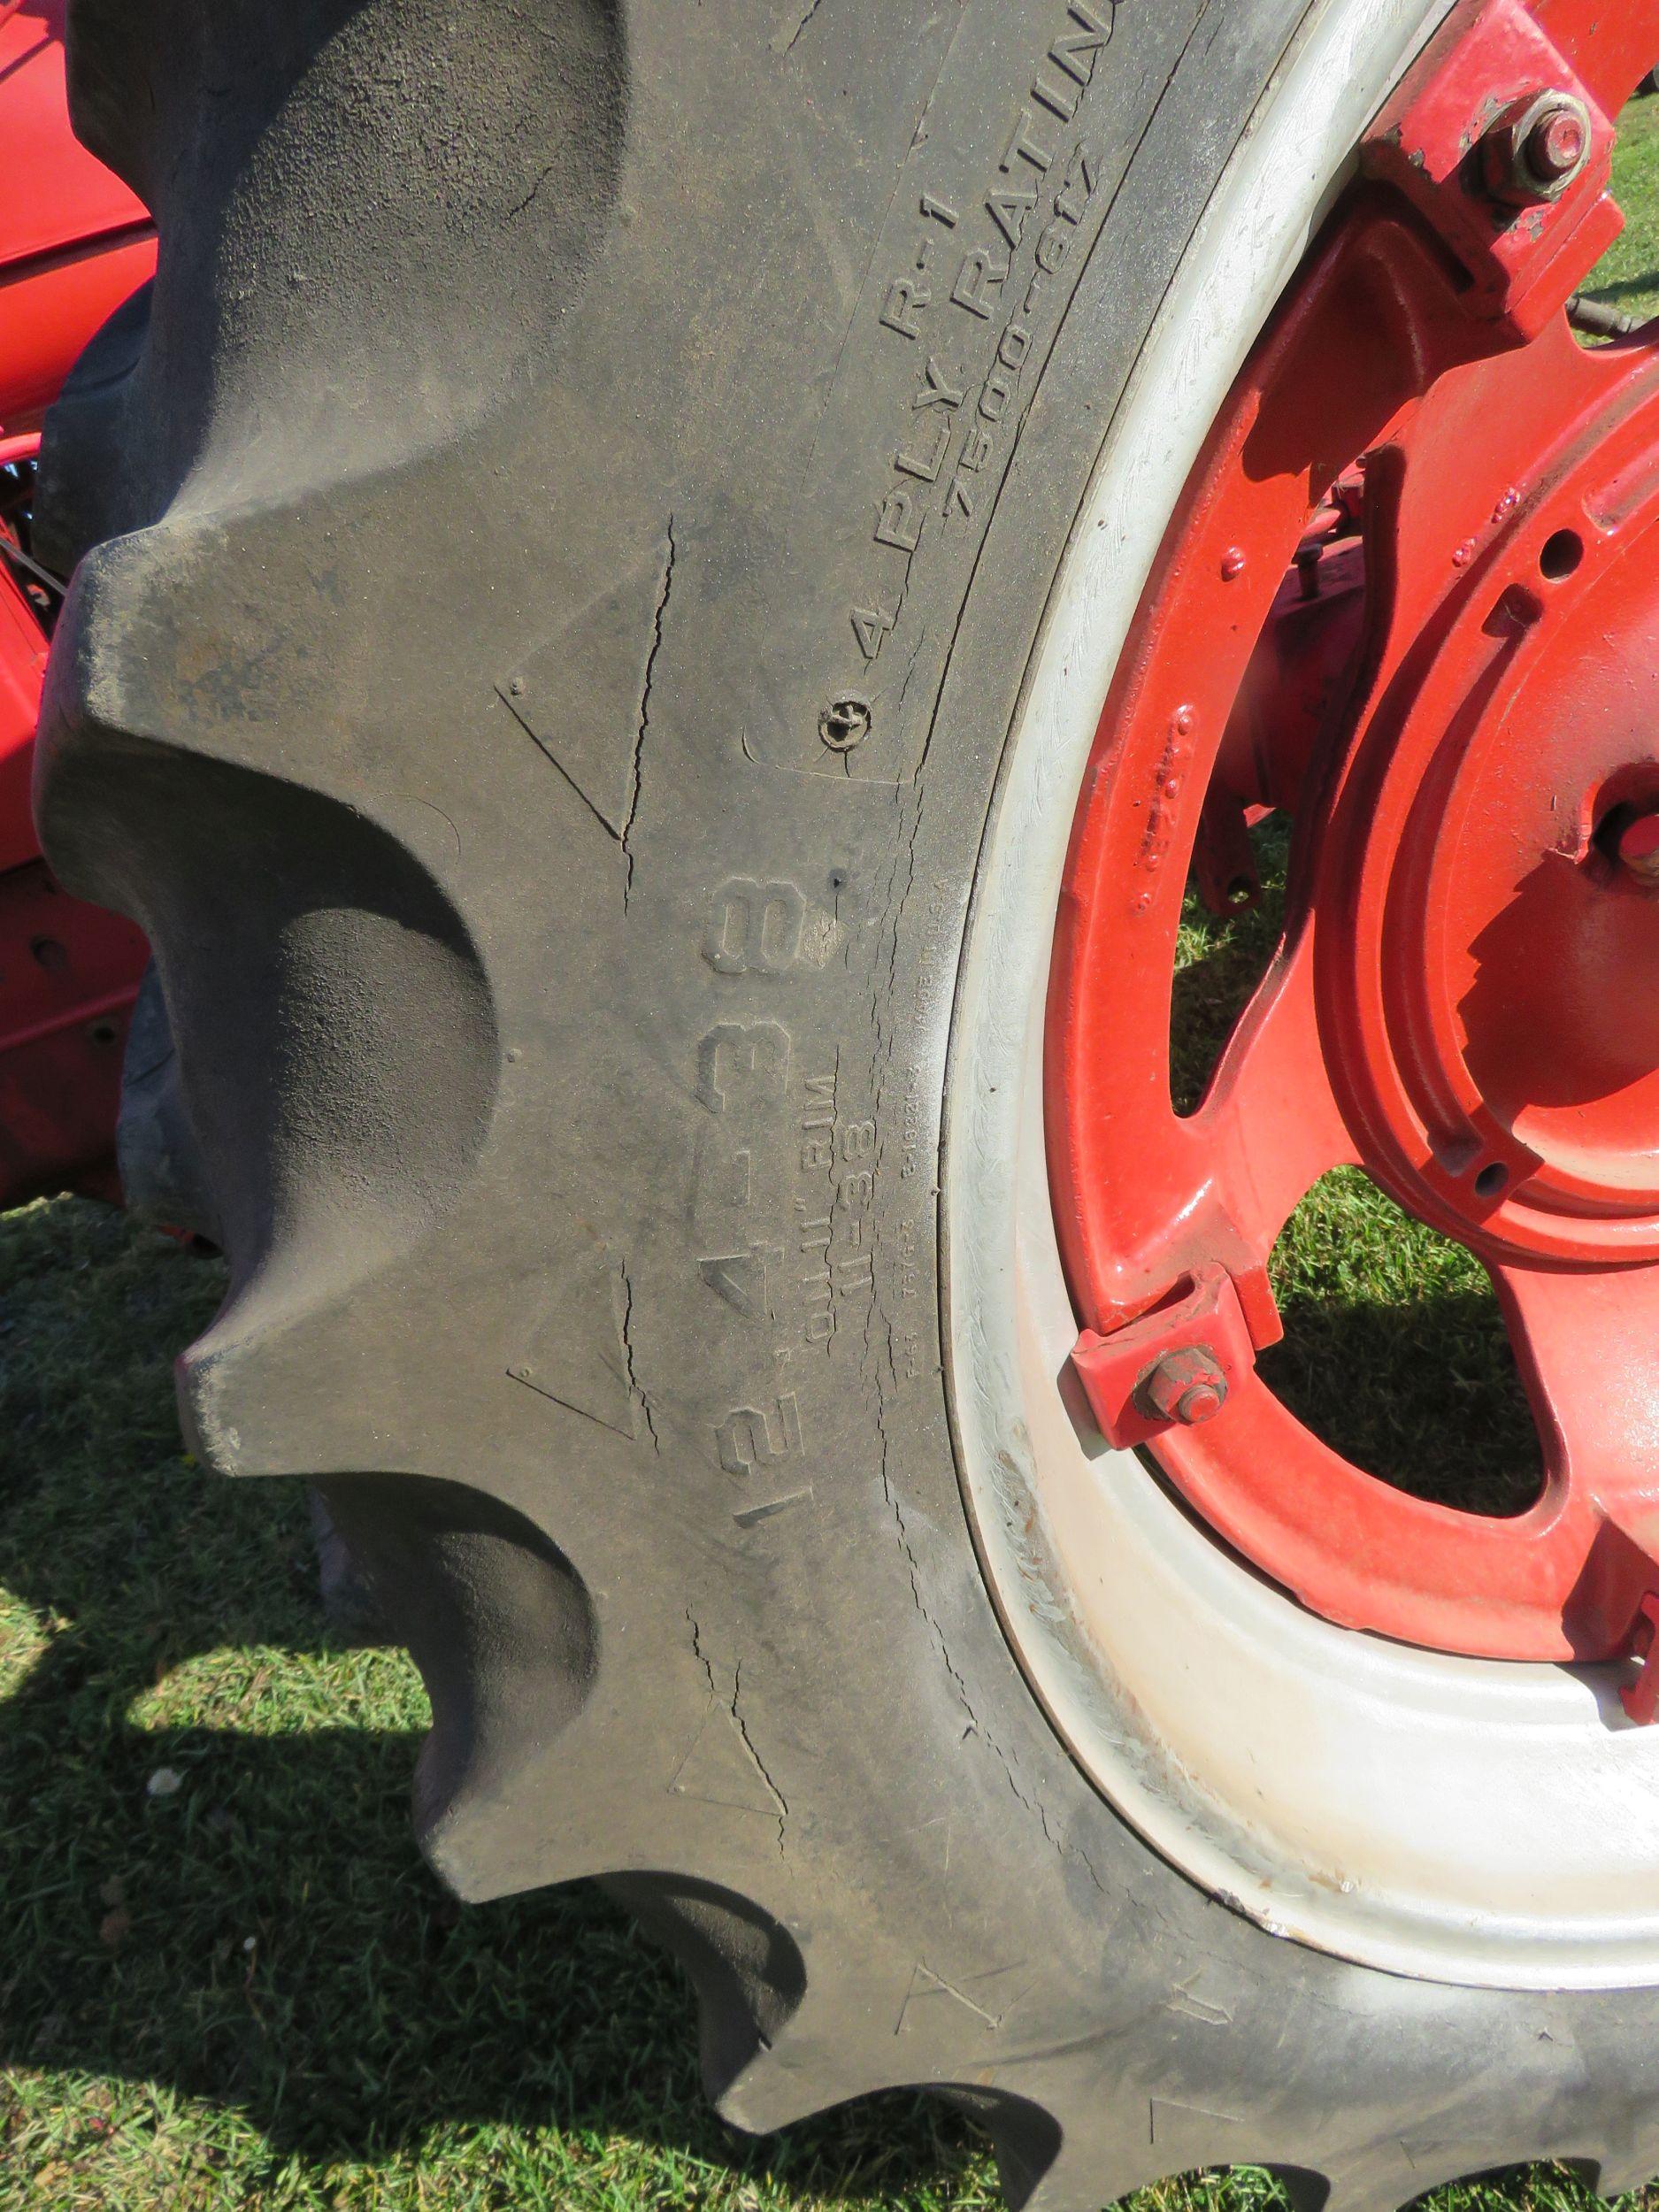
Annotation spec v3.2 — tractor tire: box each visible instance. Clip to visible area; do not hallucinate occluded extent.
[32,0,1659,2205]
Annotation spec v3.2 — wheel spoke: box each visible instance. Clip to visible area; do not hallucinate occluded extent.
[1058,921,1356,1342]
[1196,925,1357,1251]
[1048,23,1659,1663]
[1496,1260,1659,1655]
[1535,0,1659,118]
[1495,1262,1659,1495]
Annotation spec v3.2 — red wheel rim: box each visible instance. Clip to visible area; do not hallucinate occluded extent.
[1047,0,1659,1671]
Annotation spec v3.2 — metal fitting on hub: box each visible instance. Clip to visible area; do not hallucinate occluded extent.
[1481,90,1592,207]
[1137,1347,1228,1428]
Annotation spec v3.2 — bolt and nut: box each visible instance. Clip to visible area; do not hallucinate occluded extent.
[1137,1346,1229,1428]
[1481,89,1593,208]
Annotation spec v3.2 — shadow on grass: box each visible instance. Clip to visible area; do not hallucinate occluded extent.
[1261,1281,1542,1518]
[0,1199,982,2204]
[1586,271,1659,308]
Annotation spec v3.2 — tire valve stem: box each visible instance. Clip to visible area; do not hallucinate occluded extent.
[819,696,872,753]
[1568,294,1640,342]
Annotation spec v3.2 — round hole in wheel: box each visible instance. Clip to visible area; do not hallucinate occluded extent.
[1540,526,1587,579]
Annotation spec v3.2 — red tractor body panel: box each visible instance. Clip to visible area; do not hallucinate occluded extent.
[0,0,154,1208]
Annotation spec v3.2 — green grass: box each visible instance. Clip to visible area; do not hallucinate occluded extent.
[1586,88,1659,324]
[0,1200,998,2210]
[0,1204,1651,2208]
[4,75,1659,2212]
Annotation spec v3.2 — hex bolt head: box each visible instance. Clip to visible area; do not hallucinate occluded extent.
[1617,809,1659,886]
[1481,90,1593,207]
[1137,1346,1229,1428]
[1531,104,1588,182]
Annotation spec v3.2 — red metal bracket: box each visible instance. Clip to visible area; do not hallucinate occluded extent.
[1361,0,1620,339]
[1071,1263,1257,1450]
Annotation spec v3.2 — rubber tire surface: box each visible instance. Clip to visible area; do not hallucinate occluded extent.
[32,1,1659,2204]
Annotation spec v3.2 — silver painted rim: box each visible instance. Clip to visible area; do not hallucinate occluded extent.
[943,0,1659,1992]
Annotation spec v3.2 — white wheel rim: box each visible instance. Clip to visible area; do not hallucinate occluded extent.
[943,0,1659,1991]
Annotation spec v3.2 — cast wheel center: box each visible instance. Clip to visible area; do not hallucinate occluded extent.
[1045,1,1659,1674]
[1319,379,1659,1243]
